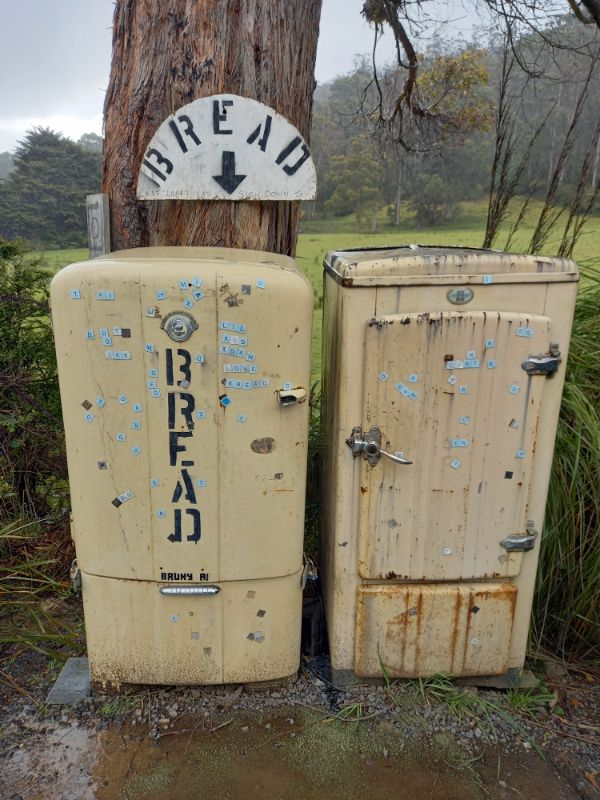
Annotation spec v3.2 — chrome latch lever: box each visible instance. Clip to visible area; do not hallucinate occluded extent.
[346,425,412,467]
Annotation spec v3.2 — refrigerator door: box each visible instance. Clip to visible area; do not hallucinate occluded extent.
[357,310,551,583]
[51,248,313,584]
[82,570,302,685]
[354,582,517,678]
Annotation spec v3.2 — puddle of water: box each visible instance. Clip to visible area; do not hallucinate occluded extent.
[95,708,483,800]
[3,706,581,800]
[5,725,97,800]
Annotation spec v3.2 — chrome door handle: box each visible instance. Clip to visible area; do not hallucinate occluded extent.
[347,425,412,467]
[380,448,413,465]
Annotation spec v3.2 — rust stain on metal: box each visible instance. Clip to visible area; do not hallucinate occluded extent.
[250,437,276,454]
[449,589,463,672]
[224,292,242,307]
[461,590,476,667]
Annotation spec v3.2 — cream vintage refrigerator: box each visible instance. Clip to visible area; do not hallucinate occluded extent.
[321,246,578,683]
[51,247,313,686]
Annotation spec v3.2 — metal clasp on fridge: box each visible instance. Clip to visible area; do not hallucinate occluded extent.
[521,343,561,377]
[346,425,412,467]
[500,521,538,552]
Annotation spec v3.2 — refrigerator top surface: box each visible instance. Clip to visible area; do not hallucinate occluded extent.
[324,245,579,286]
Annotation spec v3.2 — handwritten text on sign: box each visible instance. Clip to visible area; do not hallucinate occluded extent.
[136,94,317,201]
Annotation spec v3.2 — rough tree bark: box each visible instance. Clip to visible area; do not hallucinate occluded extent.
[102,0,322,256]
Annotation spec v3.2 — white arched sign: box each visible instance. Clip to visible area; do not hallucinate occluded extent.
[136,94,317,201]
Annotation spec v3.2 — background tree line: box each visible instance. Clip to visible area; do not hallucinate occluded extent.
[0,16,598,247]
[308,15,600,230]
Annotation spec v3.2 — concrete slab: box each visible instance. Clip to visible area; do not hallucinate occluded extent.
[330,668,541,691]
[46,657,91,705]
[458,669,540,690]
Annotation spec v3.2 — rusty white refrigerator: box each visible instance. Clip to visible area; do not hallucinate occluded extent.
[320,246,578,683]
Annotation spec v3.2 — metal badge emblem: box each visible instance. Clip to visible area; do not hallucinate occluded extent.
[447,287,474,305]
[161,310,198,342]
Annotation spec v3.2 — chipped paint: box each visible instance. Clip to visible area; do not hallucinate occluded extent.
[355,583,516,678]
[250,437,276,454]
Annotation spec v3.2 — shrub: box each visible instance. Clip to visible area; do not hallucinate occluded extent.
[0,238,67,520]
[410,174,459,226]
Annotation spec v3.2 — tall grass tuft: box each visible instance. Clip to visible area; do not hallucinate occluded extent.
[0,516,77,656]
[532,263,600,661]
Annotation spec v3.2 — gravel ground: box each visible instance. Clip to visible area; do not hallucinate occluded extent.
[0,649,598,799]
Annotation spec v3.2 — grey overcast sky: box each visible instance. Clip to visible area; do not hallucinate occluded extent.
[0,0,478,153]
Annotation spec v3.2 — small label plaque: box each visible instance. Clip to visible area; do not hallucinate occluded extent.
[447,287,473,305]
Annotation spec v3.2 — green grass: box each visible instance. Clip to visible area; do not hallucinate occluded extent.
[394,672,552,755]
[99,693,141,719]
[505,685,556,715]
[34,248,88,273]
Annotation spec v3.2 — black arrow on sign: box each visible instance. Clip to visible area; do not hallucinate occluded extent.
[212,151,247,194]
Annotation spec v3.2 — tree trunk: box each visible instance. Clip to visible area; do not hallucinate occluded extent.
[394,161,402,225]
[547,83,562,187]
[592,131,600,189]
[102,0,322,256]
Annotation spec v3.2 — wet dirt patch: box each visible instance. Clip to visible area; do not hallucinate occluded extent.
[5,724,97,800]
[89,708,581,800]
[95,708,482,800]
